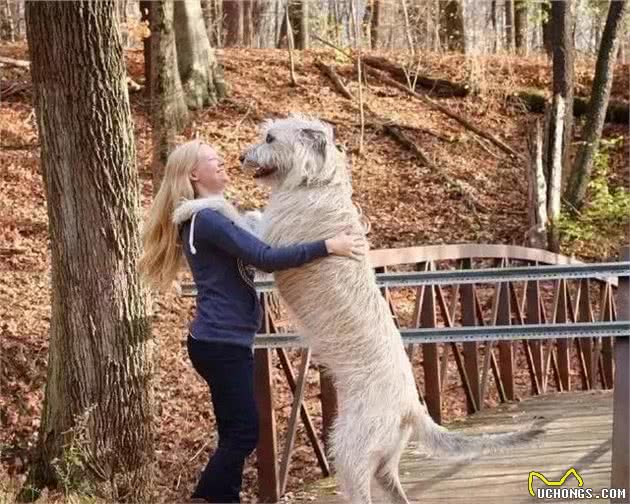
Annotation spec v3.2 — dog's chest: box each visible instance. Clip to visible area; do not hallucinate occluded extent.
[262,204,337,245]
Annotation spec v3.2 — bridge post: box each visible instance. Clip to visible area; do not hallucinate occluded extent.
[255,294,280,502]
[611,245,629,502]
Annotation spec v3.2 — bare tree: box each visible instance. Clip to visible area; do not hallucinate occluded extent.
[439,0,465,52]
[1,0,15,41]
[278,0,308,49]
[504,0,515,52]
[541,1,552,57]
[565,0,628,210]
[370,0,381,48]
[23,3,155,501]
[223,0,241,46]
[200,0,222,47]
[545,0,575,252]
[150,1,189,194]
[173,0,226,108]
[514,0,527,55]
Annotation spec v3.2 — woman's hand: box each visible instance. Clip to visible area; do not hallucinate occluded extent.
[325,231,367,260]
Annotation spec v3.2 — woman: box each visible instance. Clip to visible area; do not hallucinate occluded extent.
[139,140,365,503]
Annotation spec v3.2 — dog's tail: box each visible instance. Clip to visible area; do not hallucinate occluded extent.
[411,403,544,459]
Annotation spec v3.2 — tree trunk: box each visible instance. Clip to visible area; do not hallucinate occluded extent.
[223,0,240,46]
[2,0,15,41]
[547,99,564,253]
[370,0,396,49]
[526,118,548,249]
[439,0,465,52]
[200,0,215,45]
[505,0,515,52]
[547,0,575,197]
[278,0,306,49]
[564,0,627,210]
[140,1,151,95]
[514,0,527,55]
[541,1,552,57]
[151,0,188,194]
[241,0,261,47]
[173,0,226,109]
[290,0,307,49]
[299,0,309,49]
[370,0,380,48]
[490,0,498,52]
[23,3,155,501]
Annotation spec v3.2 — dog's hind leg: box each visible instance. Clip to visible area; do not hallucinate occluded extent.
[373,427,412,504]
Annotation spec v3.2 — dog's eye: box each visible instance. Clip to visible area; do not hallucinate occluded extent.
[336,143,345,153]
[266,134,274,144]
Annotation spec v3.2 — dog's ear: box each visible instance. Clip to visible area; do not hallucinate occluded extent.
[321,121,336,141]
[299,128,327,156]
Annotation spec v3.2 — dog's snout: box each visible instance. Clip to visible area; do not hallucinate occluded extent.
[239,152,246,164]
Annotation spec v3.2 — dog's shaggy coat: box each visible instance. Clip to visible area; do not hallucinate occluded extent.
[213,114,543,504]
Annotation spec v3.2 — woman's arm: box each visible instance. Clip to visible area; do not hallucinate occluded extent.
[191,209,329,272]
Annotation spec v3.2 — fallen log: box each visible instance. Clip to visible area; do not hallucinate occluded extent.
[0,56,30,68]
[509,90,629,125]
[362,54,629,125]
[362,55,471,98]
[363,64,522,159]
[315,59,354,100]
[316,61,453,142]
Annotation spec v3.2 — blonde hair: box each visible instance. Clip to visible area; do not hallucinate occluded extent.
[139,139,204,291]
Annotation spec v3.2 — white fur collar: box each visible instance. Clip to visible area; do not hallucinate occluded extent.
[172,195,262,234]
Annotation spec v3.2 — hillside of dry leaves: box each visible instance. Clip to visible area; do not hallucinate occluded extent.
[1,42,628,503]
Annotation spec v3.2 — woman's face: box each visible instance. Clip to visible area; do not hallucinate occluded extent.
[191,144,229,195]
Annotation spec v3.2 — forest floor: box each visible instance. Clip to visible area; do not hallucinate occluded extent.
[1,42,628,503]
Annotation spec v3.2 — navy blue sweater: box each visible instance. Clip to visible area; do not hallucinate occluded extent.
[180,208,329,347]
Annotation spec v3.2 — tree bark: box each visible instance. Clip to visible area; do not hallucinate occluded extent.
[286,0,307,49]
[200,0,217,45]
[526,119,548,249]
[547,99,564,253]
[564,0,627,210]
[514,0,527,55]
[241,0,261,47]
[504,0,515,52]
[547,0,575,196]
[370,0,380,48]
[490,0,498,52]
[151,0,188,194]
[173,0,227,109]
[2,0,15,41]
[439,0,465,53]
[140,1,151,95]
[23,3,155,501]
[541,1,552,57]
[223,0,240,46]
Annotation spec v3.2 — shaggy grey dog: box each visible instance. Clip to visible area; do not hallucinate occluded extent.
[238,114,543,504]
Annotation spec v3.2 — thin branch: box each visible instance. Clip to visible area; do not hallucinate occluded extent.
[349,0,365,155]
[310,33,353,59]
[286,4,297,86]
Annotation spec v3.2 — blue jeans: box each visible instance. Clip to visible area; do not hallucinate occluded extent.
[187,335,259,503]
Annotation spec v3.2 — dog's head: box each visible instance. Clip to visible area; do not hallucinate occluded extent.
[240,114,349,190]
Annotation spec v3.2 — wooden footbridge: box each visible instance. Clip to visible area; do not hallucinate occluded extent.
[180,244,630,503]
